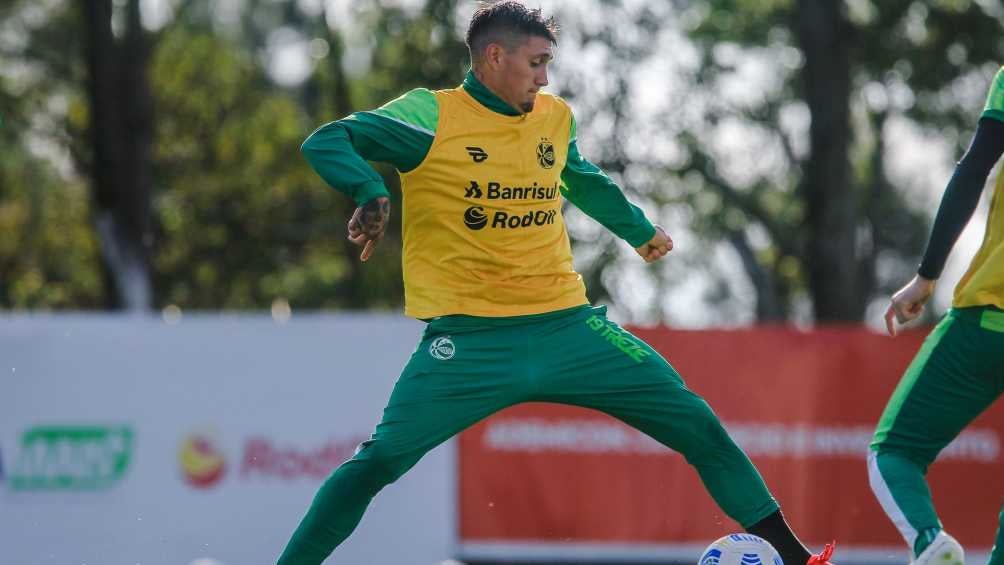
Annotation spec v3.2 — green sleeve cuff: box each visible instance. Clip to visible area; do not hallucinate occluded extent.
[982,109,1004,124]
[352,180,391,206]
[625,221,657,249]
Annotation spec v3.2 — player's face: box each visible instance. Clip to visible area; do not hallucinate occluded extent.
[499,36,552,113]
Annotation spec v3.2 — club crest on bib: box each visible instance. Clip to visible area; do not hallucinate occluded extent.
[429,336,456,360]
[536,138,555,169]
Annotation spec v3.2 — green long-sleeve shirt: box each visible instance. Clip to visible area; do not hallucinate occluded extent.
[301,71,655,248]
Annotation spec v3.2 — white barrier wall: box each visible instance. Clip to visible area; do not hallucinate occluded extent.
[1,314,453,565]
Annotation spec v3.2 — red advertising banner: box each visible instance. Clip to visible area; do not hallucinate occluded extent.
[458,326,1004,558]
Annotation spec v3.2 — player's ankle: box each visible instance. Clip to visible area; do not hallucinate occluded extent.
[914,527,942,558]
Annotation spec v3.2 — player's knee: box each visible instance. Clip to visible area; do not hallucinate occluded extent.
[692,400,728,434]
[701,415,735,452]
[869,448,933,477]
[679,401,736,459]
[349,441,411,486]
[871,430,943,469]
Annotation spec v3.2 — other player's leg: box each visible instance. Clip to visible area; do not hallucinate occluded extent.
[868,307,1004,564]
[989,505,1004,565]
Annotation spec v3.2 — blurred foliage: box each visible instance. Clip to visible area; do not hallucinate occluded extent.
[0,0,1002,323]
[151,30,346,309]
[0,4,102,310]
[657,0,1001,322]
[0,107,103,309]
[518,0,999,324]
[351,0,469,100]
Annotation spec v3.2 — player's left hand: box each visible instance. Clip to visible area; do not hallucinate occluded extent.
[347,196,391,262]
[884,274,936,337]
[635,225,673,263]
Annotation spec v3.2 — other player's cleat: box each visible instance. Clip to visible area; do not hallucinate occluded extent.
[913,531,964,565]
[807,542,836,565]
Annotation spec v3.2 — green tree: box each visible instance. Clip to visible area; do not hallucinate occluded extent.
[0,99,103,309]
[4,0,999,324]
[0,1,103,309]
[148,27,393,309]
[665,0,1001,322]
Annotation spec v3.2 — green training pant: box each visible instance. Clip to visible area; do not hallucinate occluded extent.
[869,306,1004,562]
[279,305,778,564]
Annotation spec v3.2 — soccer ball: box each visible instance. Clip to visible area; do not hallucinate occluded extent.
[698,533,784,565]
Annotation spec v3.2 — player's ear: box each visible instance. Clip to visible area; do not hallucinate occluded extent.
[483,43,505,70]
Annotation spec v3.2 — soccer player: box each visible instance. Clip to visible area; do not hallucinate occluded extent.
[279,3,836,564]
[874,65,1004,565]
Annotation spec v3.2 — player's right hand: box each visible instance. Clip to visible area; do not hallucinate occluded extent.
[635,225,673,263]
[347,196,391,262]
[884,275,936,337]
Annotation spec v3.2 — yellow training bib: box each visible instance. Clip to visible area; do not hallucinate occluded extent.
[953,67,1004,309]
[953,170,1004,309]
[399,87,588,318]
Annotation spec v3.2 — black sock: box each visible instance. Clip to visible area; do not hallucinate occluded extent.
[746,509,812,565]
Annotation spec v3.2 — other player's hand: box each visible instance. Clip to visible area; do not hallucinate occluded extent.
[884,275,936,337]
[347,196,391,262]
[635,225,673,263]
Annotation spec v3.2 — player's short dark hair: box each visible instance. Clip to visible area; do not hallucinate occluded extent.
[466,1,559,62]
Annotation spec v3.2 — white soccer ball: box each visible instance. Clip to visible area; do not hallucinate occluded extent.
[698,533,784,565]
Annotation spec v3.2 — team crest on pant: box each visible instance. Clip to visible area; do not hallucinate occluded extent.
[536,138,555,169]
[429,336,456,360]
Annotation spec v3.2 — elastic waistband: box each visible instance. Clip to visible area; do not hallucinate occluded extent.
[947,305,1003,327]
[427,304,595,331]
[949,304,1004,321]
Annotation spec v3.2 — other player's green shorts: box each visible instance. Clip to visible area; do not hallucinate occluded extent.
[872,306,1004,463]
